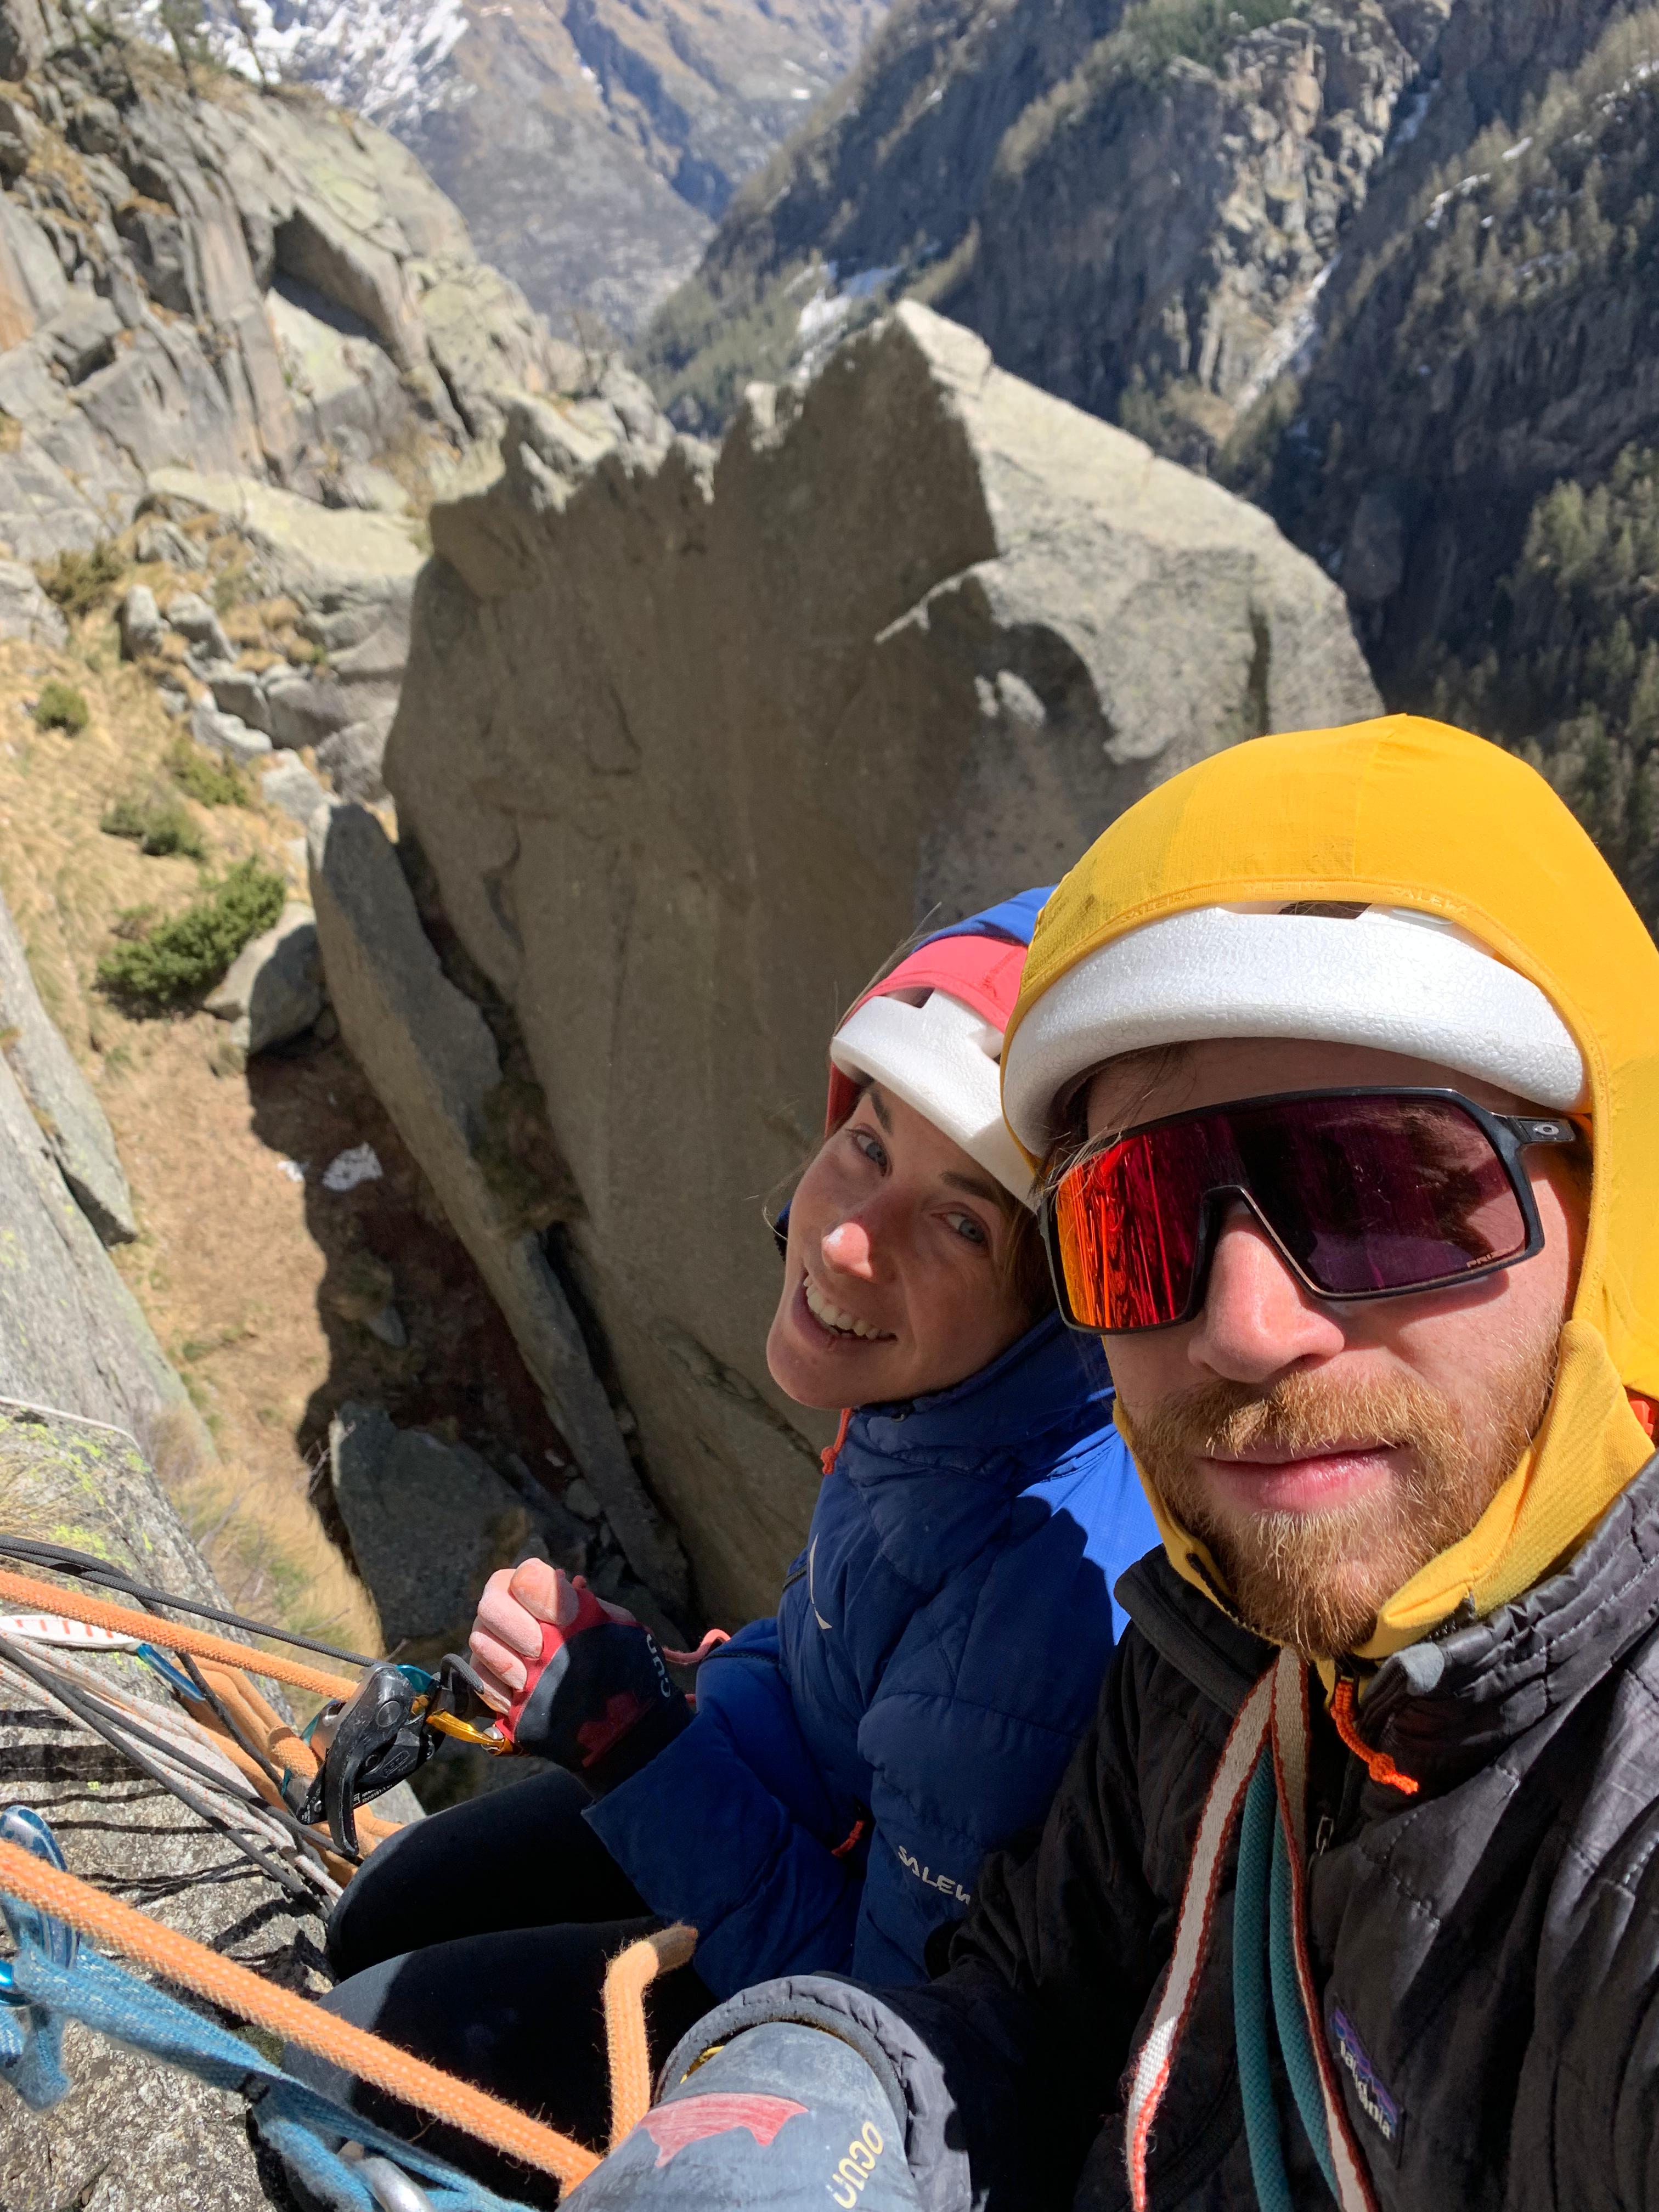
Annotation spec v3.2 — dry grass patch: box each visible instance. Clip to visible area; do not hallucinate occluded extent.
[0,586,343,1657]
[146,1406,382,1666]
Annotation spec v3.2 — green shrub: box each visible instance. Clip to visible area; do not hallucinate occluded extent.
[34,679,89,733]
[999,0,1313,182]
[635,261,824,433]
[97,857,285,1009]
[100,790,207,861]
[1097,0,1305,82]
[167,737,249,808]
[37,543,126,617]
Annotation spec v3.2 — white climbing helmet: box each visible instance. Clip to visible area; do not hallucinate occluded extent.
[827,924,1037,1207]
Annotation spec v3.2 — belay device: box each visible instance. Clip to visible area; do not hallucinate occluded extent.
[296,1654,510,1857]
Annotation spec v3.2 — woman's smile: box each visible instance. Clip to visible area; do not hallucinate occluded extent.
[800,1269,896,1342]
[766,1084,1034,1407]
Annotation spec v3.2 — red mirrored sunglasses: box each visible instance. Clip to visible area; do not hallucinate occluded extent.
[1041,1087,1581,1336]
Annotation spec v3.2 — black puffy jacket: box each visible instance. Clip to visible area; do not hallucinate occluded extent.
[663,1449,1659,2210]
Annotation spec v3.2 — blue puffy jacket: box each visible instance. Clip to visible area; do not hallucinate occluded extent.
[586,1314,1158,1995]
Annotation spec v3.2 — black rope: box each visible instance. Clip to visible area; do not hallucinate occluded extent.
[0,1534,377,1669]
[16,1648,343,1877]
[0,1633,316,1903]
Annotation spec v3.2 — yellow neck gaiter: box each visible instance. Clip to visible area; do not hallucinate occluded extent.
[1009,716,1659,1653]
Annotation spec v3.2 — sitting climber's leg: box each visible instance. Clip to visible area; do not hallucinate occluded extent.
[287,1920,714,2205]
[327,1764,646,1979]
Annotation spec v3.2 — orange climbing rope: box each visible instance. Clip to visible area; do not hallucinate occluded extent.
[0,1833,619,2188]
[0,1567,359,1700]
[603,1923,699,2149]
[0,1561,718,2186]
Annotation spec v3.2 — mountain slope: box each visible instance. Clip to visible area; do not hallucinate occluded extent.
[640,0,1659,930]
[637,0,1453,435]
[207,0,886,337]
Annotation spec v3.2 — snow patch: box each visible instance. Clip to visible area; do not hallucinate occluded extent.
[1390,83,1431,149]
[192,0,472,129]
[795,260,901,361]
[1233,257,1335,413]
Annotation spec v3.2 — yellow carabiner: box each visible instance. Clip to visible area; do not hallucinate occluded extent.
[424,1709,516,1754]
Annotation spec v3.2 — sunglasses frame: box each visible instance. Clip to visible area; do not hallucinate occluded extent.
[1041,1086,1581,1337]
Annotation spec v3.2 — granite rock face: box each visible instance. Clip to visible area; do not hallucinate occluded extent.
[0,551,61,640]
[0,31,569,568]
[0,12,616,825]
[207,0,887,341]
[0,879,135,1243]
[380,301,1377,1622]
[0,991,188,1438]
[203,901,326,1058]
[329,1399,547,1651]
[308,800,687,1610]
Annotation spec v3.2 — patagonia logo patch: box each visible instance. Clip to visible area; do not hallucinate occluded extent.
[1329,2006,1401,2154]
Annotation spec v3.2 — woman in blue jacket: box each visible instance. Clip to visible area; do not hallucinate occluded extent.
[307,892,1156,2190]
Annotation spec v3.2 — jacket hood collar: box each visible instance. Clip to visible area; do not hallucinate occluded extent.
[1361,1443,1659,1774]
[853,1310,1111,1468]
[1123,1447,1659,1774]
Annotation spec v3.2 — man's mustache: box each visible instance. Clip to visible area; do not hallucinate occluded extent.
[1128,1369,1454,1469]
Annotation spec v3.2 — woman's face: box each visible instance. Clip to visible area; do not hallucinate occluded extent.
[766,1083,1032,1409]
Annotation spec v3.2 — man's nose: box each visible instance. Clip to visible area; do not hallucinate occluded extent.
[821,1217,879,1280]
[1186,1202,1345,1381]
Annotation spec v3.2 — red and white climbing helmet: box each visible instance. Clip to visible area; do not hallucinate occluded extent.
[826,891,1050,1209]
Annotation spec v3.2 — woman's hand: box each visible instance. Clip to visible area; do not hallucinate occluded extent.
[466,1561,688,1792]
[469,1561,637,1712]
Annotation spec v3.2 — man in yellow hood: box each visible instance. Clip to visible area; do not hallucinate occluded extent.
[560,716,1659,2212]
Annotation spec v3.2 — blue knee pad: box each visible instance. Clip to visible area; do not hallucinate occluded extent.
[571,2022,922,2210]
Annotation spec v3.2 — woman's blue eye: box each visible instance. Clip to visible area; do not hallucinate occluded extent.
[851,1128,888,1170]
[947,1212,988,1247]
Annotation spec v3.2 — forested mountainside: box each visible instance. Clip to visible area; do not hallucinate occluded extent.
[194,0,885,338]
[635,0,1448,433]
[640,0,1659,928]
[1237,8,1659,923]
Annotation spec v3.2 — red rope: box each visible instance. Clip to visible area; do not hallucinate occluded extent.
[1329,1678,1418,1797]
[821,1407,853,1477]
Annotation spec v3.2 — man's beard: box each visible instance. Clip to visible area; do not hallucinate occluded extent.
[1127,1345,1558,1658]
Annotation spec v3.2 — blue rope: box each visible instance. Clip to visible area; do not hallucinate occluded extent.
[0,1810,545,2212]
[1232,1756,1294,2212]
[1269,1811,1338,2197]
[1232,1763,1343,2208]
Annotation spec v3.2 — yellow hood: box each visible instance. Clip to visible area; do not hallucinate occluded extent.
[1008,714,1659,1654]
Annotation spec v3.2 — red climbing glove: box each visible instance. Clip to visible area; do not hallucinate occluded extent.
[469,1561,689,1795]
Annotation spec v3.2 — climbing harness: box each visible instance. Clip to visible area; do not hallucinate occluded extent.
[0,1803,697,2207]
[1125,1648,1380,2212]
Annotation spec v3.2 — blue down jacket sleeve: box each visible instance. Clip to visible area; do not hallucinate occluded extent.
[585,1618,865,1997]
